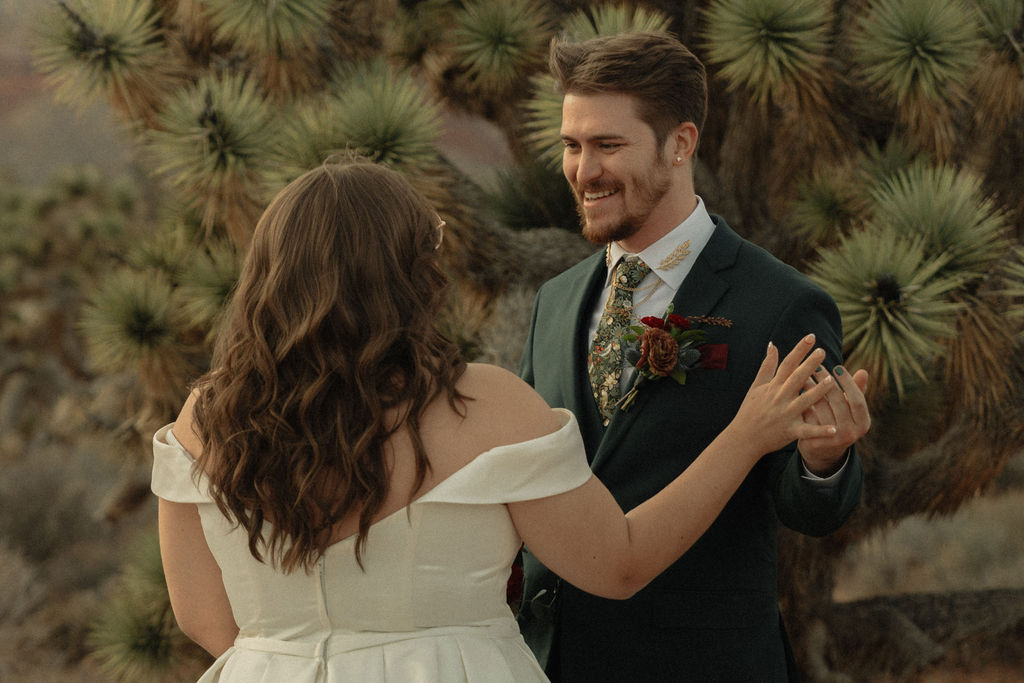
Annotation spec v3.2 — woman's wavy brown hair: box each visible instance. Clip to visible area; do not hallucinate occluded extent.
[190,158,465,573]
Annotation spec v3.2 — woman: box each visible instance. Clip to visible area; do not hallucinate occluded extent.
[153,159,847,681]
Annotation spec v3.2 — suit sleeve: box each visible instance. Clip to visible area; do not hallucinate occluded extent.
[764,285,863,537]
[518,291,541,387]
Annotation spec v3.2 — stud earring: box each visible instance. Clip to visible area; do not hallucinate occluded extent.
[675,156,682,163]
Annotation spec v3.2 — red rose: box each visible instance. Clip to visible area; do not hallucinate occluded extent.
[699,343,728,370]
[666,314,689,330]
[640,316,665,329]
[638,328,679,376]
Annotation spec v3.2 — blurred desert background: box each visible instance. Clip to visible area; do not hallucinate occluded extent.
[1,0,1023,681]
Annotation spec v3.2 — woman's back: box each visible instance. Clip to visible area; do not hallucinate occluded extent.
[154,364,588,681]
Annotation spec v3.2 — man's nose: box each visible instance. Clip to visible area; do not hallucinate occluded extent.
[575,149,601,186]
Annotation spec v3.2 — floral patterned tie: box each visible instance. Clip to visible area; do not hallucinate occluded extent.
[588,256,651,425]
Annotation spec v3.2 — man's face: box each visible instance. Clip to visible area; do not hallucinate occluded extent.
[560,92,673,246]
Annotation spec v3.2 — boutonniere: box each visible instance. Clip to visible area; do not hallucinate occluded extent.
[617,304,731,412]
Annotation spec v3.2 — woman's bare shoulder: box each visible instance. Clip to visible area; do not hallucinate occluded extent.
[456,363,563,444]
[170,389,204,459]
[459,363,551,410]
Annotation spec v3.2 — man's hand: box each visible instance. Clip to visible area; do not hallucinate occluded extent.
[797,365,870,477]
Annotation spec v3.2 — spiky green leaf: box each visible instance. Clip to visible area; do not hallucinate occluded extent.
[851,0,982,107]
[809,226,964,397]
[33,0,168,116]
[203,0,333,56]
[87,583,178,681]
[972,0,1024,52]
[79,267,185,374]
[701,0,833,105]
[854,138,927,186]
[869,161,1012,282]
[151,72,276,194]
[266,61,449,216]
[128,219,199,283]
[790,167,868,244]
[389,0,454,66]
[560,3,672,39]
[332,62,442,173]
[523,74,567,171]
[452,0,554,98]
[149,72,278,235]
[178,238,242,338]
[967,0,1024,130]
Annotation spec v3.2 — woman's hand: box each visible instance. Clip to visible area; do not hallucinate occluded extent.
[729,334,841,460]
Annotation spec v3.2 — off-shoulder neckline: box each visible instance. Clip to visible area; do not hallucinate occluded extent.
[163,408,577,549]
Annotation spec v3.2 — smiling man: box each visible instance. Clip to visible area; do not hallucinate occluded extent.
[517,32,869,682]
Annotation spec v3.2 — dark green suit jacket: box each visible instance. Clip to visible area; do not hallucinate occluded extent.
[518,216,863,682]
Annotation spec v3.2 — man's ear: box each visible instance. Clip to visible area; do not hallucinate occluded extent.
[670,121,699,165]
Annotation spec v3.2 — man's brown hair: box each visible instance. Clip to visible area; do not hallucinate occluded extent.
[549,31,708,148]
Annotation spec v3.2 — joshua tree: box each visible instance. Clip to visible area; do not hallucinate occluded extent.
[32,0,1024,679]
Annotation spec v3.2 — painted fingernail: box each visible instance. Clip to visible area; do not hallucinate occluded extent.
[835,366,845,376]
[767,341,774,351]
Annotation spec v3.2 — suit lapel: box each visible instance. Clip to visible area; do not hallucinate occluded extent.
[590,216,742,473]
[671,215,740,315]
[556,252,609,458]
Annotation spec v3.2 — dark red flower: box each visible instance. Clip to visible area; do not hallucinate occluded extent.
[640,316,665,329]
[699,343,728,370]
[638,328,679,376]
[666,314,689,330]
[506,559,524,607]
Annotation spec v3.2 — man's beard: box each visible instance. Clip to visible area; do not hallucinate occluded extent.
[575,165,672,246]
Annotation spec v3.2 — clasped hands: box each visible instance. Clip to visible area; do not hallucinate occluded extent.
[796,348,871,478]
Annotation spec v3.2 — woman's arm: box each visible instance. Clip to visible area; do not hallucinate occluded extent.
[158,498,239,657]
[158,392,238,657]
[509,335,852,600]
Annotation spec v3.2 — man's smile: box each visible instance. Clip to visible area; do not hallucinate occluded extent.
[582,188,620,205]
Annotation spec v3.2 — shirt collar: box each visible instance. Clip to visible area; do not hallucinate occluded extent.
[604,196,716,291]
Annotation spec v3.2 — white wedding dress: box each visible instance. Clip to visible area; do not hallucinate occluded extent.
[151,408,590,682]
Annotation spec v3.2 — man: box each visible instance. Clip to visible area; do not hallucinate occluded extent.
[518,32,869,681]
